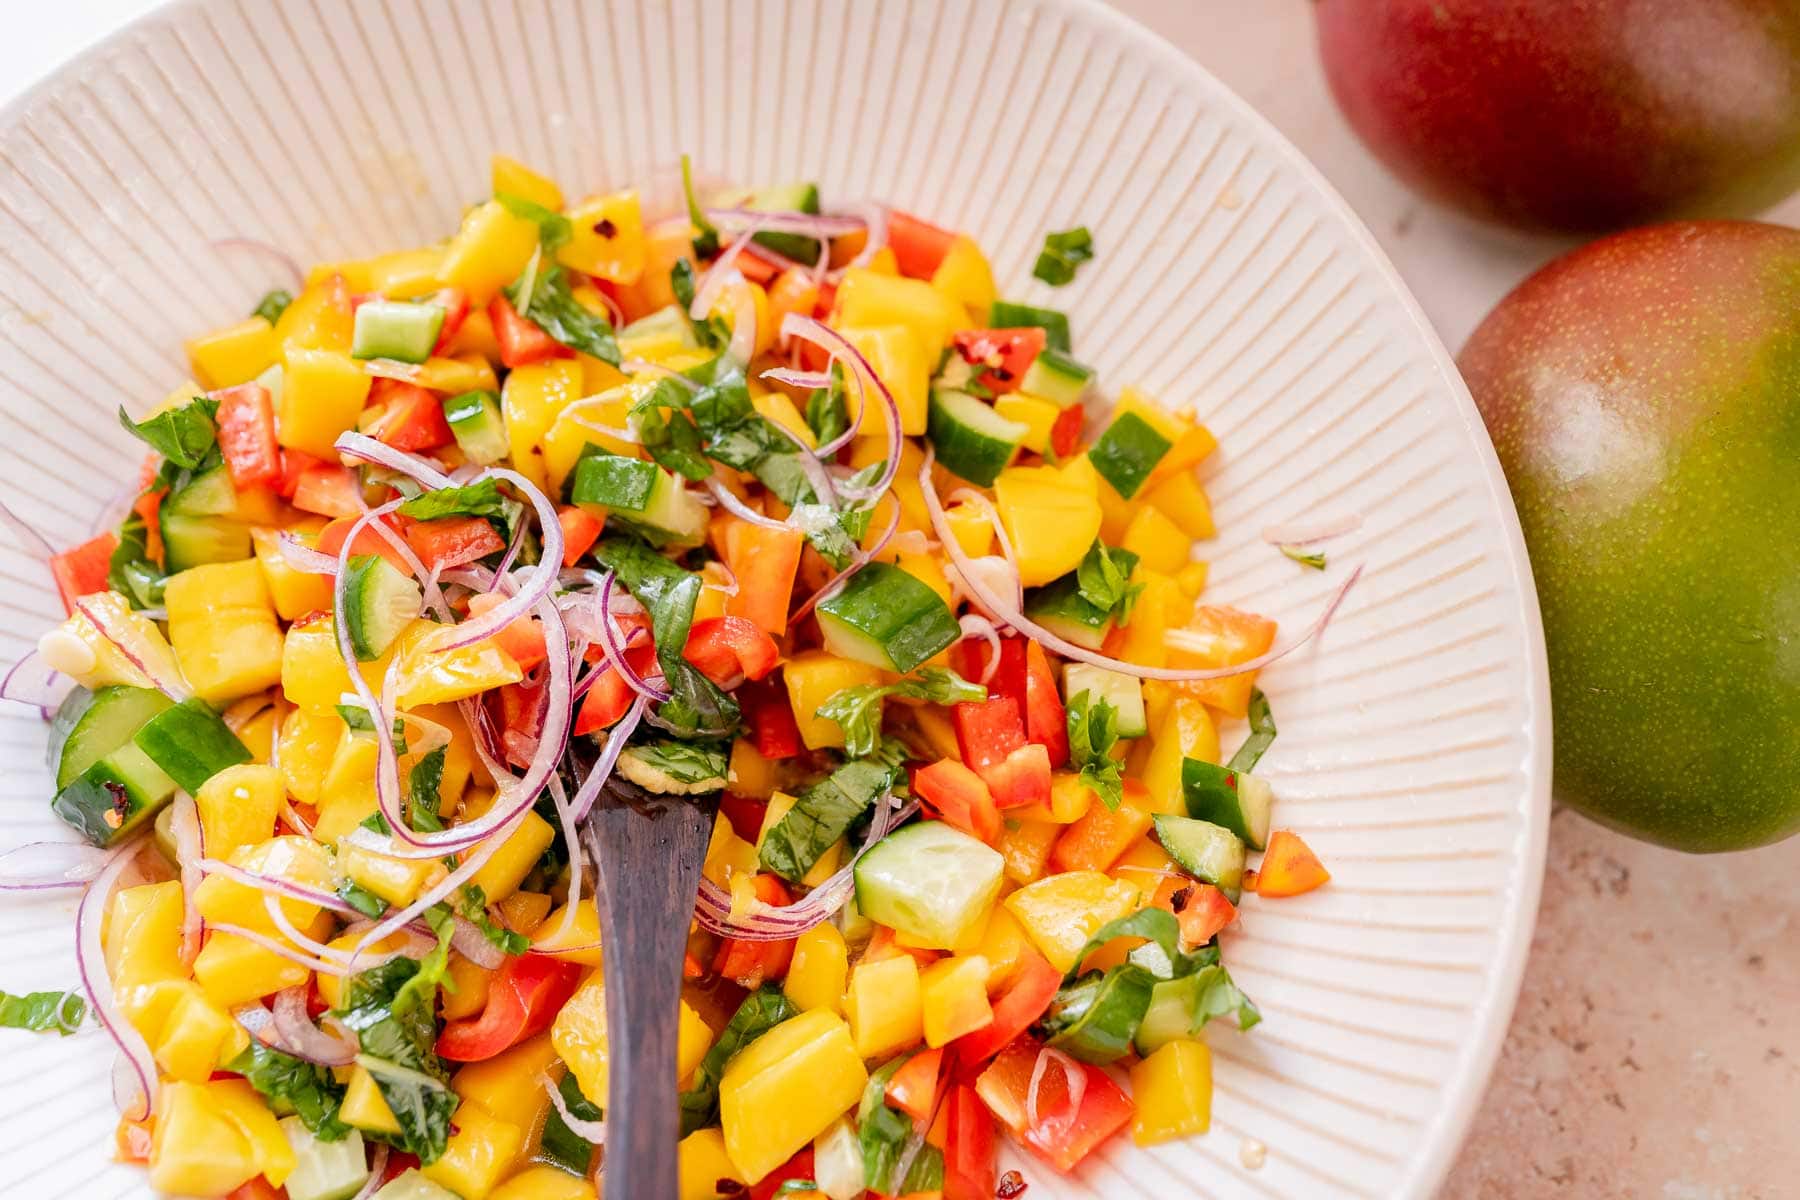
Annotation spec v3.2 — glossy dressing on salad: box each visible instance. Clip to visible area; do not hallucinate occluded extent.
[2,154,1348,1200]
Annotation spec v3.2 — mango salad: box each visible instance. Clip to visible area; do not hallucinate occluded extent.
[0,154,1346,1200]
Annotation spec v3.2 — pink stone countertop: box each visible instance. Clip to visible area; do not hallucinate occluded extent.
[1106,3,1800,1197]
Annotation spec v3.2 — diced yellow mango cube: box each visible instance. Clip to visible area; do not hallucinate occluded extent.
[279,616,383,712]
[466,808,554,904]
[677,1000,714,1085]
[752,387,816,446]
[850,436,931,537]
[994,465,1103,587]
[1004,871,1143,973]
[1141,697,1220,815]
[339,1063,402,1134]
[413,353,500,395]
[492,154,564,211]
[391,619,524,708]
[194,764,282,861]
[498,890,552,936]
[104,881,186,1035]
[1111,387,1191,445]
[540,385,640,496]
[1176,561,1210,599]
[845,954,923,1060]
[783,651,886,750]
[208,1077,297,1186]
[930,235,997,322]
[679,1128,745,1200]
[833,268,964,360]
[941,499,995,559]
[1143,469,1217,541]
[187,316,278,390]
[1017,772,1095,826]
[719,1009,868,1183]
[341,838,443,907]
[1112,569,1182,671]
[559,190,647,284]
[530,900,604,966]
[491,1164,598,1200]
[994,393,1061,455]
[279,346,373,459]
[1151,422,1220,485]
[784,922,849,1015]
[974,905,1031,993]
[504,358,586,493]
[148,1080,261,1195]
[250,525,334,622]
[897,548,953,609]
[701,811,760,891]
[920,955,993,1048]
[836,324,929,437]
[1122,504,1191,576]
[237,705,278,764]
[995,815,1060,885]
[727,738,780,800]
[191,835,334,936]
[363,246,446,299]
[442,953,495,1021]
[165,560,285,703]
[276,274,353,352]
[442,199,542,305]
[193,914,332,1009]
[1130,1039,1213,1145]
[421,1098,527,1200]
[310,731,380,844]
[552,969,610,1105]
[151,983,248,1083]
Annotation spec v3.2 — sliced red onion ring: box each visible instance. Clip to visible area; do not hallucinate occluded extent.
[211,237,303,288]
[277,532,341,576]
[1261,513,1364,546]
[760,366,832,390]
[1026,1045,1086,1139]
[78,839,158,1120]
[430,467,564,653]
[74,596,192,701]
[726,280,759,368]
[544,1071,608,1142]
[543,775,586,943]
[567,692,648,824]
[0,495,53,562]
[335,430,455,491]
[596,573,670,704]
[704,475,791,532]
[919,450,1365,681]
[789,502,902,626]
[169,792,203,967]
[693,799,918,941]
[270,985,358,1065]
[764,419,839,508]
[449,915,506,970]
[781,314,900,508]
[1,650,72,717]
[703,208,866,238]
[0,840,109,890]
[843,202,890,273]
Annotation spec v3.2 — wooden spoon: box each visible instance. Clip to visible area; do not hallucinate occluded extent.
[584,781,717,1200]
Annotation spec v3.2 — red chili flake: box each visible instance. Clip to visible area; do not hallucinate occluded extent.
[715,1180,750,1198]
[997,1170,1029,1198]
[594,218,619,238]
[1170,885,1194,911]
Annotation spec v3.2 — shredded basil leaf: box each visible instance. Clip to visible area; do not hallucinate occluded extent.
[678,987,797,1136]
[398,477,508,522]
[331,957,454,1163]
[805,364,851,446]
[670,258,730,351]
[539,1071,602,1174]
[406,746,447,833]
[616,739,730,793]
[118,397,219,471]
[595,539,740,738]
[1066,689,1125,810]
[818,667,986,758]
[1075,540,1144,625]
[335,703,409,754]
[758,757,902,883]
[226,1041,351,1141]
[0,989,83,1036]
[252,288,293,325]
[1033,225,1095,286]
[496,190,573,251]
[506,263,621,366]
[630,380,715,481]
[680,153,721,259]
[107,511,166,610]
[1227,689,1277,773]
[857,1053,945,1192]
[338,879,389,919]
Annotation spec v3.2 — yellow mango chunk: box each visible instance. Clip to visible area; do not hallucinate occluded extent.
[833,268,963,360]
[208,1077,297,1186]
[552,969,610,1106]
[1122,504,1191,576]
[163,560,285,703]
[421,1098,527,1200]
[491,1164,598,1200]
[679,1128,745,1200]
[719,1009,868,1183]
[148,1080,261,1195]
[994,393,1060,455]
[193,764,282,863]
[339,1063,402,1135]
[276,274,354,352]
[250,524,335,622]
[529,900,603,966]
[1143,469,1217,541]
[279,347,372,459]
[504,358,586,493]
[151,983,249,1083]
[1141,696,1220,815]
[845,954,923,1060]
[492,153,564,211]
[559,190,647,284]
[391,619,524,708]
[193,918,331,1009]
[994,465,1103,587]
[187,316,278,390]
[920,954,993,1048]
[442,199,541,305]
[468,808,555,904]
[974,905,1032,993]
[1004,870,1142,973]
[930,235,997,322]
[836,324,929,437]
[996,815,1060,885]
[784,922,849,1015]
[782,651,885,750]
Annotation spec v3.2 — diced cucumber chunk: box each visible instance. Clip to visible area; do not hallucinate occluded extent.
[352,299,445,364]
[342,554,422,661]
[372,1170,462,1200]
[1153,814,1247,902]
[443,389,508,465]
[619,304,700,349]
[1020,348,1094,408]
[815,562,960,674]
[927,388,1026,487]
[854,820,1005,949]
[1134,973,1204,1057]
[164,462,238,517]
[1180,759,1274,851]
[1087,411,1171,500]
[748,180,823,263]
[1021,548,1139,651]
[280,1118,369,1200]
[52,742,177,847]
[569,453,708,547]
[161,512,252,572]
[49,685,173,790]
[990,300,1072,352]
[1063,663,1147,738]
[133,697,252,793]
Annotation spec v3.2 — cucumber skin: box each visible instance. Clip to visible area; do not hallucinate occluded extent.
[570,453,658,511]
[164,463,238,517]
[816,562,960,674]
[990,301,1072,352]
[443,390,508,465]
[1021,348,1093,408]
[1152,813,1247,902]
[161,512,252,573]
[853,820,1005,948]
[1087,411,1171,500]
[50,685,173,789]
[52,743,177,847]
[1134,974,1202,1056]
[927,389,1026,488]
[342,555,419,661]
[133,698,252,793]
[1180,759,1273,850]
[1063,663,1147,738]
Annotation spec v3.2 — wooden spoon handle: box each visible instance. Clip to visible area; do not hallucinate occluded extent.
[586,796,713,1200]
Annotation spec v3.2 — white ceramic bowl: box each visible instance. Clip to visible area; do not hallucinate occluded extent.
[0,1,1550,1197]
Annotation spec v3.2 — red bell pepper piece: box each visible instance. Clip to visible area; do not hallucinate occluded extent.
[718,793,770,844]
[748,1148,815,1200]
[403,515,504,571]
[1022,642,1068,768]
[467,591,548,673]
[49,533,117,616]
[951,328,1046,395]
[224,1179,283,1200]
[430,286,471,355]
[488,293,572,368]
[714,875,797,988]
[1048,402,1085,460]
[573,619,657,735]
[912,759,1000,844]
[291,465,365,520]
[978,742,1052,810]
[952,637,1027,711]
[952,949,1061,1068]
[943,1082,998,1200]
[887,211,958,279]
[974,1036,1134,1173]
[277,449,322,500]
[1155,879,1238,947]
[316,515,411,571]
[683,616,780,687]
[557,505,604,568]
[951,696,1027,773]
[714,515,804,636]
[740,675,803,759]
[366,379,454,451]
[436,952,583,1061]
[211,382,282,491]
[734,242,782,286]
[885,1047,945,1122]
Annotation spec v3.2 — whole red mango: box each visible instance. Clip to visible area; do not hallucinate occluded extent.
[1317,0,1800,232]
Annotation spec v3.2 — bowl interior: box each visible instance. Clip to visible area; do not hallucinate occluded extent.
[0,2,1549,1197]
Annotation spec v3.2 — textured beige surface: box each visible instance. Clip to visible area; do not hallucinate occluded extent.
[1107,3,1800,1197]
